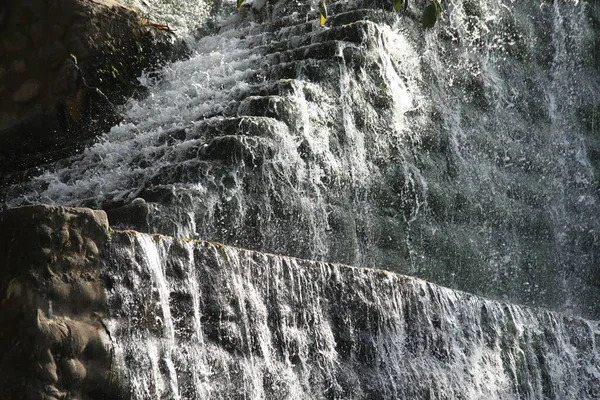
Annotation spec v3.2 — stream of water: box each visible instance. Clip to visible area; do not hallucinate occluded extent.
[106,231,600,399]
[3,0,599,316]
[4,0,599,397]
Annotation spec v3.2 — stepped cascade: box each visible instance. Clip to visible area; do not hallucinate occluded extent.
[5,0,597,317]
[1,0,599,397]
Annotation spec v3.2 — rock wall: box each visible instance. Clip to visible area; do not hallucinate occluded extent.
[0,0,181,128]
[0,205,128,400]
[0,0,186,183]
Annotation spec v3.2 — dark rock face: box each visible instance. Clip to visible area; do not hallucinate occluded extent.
[0,0,188,186]
[0,0,184,129]
[0,205,129,400]
[0,56,122,179]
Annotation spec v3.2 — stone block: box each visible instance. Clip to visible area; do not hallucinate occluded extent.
[0,205,128,399]
[60,358,87,384]
[30,22,66,47]
[37,42,67,70]
[0,68,5,93]
[66,36,90,61]
[9,58,28,73]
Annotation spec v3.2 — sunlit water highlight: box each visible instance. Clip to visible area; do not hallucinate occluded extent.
[106,231,600,399]
[4,0,600,318]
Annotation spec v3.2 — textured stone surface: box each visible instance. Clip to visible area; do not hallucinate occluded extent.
[0,0,185,131]
[0,0,188,186]
[2,31,29,52]
[9,59,28,73]
[12,79,42,103]
[0,205,129,400]
[0,55,122,183]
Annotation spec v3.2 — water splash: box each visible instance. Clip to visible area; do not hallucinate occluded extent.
[121,0,214,35]
[107,231,600,399]
[4,0,599,317]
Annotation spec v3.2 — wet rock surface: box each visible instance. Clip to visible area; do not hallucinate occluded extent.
[0,203,598,399]
[0,0,598,319]
[0,205,129,400]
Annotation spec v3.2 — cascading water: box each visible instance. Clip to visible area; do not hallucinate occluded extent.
[2,0,599,322]
[105,231,599,399]
[122,0,212,34]
[2,0,599,396]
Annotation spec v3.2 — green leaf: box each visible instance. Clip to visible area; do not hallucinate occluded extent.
[433,0,442,16]
[394,0,402,12]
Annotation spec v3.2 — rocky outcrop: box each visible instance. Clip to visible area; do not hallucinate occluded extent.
[0,205,128,400]
[0,0,187,183]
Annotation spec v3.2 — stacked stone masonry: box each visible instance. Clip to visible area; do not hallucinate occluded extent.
[0,0,185,185]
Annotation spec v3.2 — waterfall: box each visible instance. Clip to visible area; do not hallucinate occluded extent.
[106,231,600,399]
[3,0,599,395]
[2,0,599,315]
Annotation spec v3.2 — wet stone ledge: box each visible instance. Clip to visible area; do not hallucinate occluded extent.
[2,205,599,399]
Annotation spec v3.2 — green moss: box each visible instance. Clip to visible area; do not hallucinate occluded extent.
[107,225,115,239]
[86,13,190,106]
